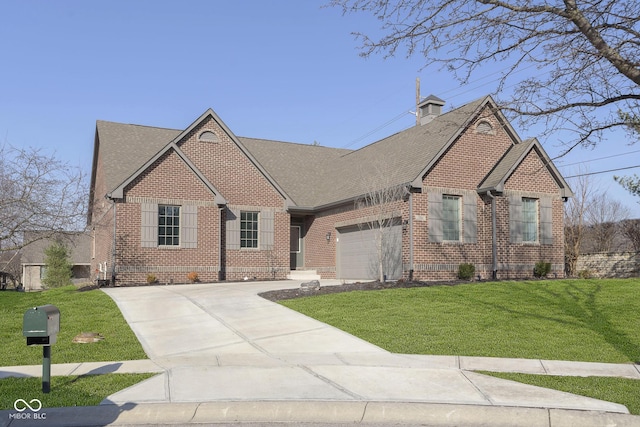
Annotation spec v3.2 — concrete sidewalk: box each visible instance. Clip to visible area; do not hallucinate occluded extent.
[2,280,640,426]
[3,355,639,381]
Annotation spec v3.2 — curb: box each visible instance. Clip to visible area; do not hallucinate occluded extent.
[2,401,640,427]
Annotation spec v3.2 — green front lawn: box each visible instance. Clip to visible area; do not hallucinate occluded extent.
[0,374,155,410]
[483,372,640,415]
[282,279,640,414]
[281,279,640,363]
[0,285,151,409]
[0,286,147,366]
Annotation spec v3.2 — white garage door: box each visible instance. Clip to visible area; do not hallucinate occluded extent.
[337,222,402,280]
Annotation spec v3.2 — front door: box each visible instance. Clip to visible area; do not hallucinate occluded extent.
[290,224,303,270]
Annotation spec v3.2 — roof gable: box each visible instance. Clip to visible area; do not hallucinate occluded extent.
[110,141,227,204]
[288,95,506,207]
[98,109,292,206]
[479,138,573,198]
[409,95,520,189]
[94,121,181,196]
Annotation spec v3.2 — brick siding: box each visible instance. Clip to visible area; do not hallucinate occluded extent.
[306,109,567,281]
[92,115,289,285]
[91,105,567,285]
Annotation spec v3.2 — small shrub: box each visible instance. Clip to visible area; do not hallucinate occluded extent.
[534,261,552,278]
[146,274,157,284]
[458,263,475,280]
[578,269,593,279]
[187,272,199,283]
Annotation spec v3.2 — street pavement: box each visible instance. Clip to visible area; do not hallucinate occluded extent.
[1,279,640,426]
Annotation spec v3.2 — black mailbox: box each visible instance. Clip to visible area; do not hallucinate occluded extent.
[23,305,60,346]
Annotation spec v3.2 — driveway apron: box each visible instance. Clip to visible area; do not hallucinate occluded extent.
[101,281,628,413]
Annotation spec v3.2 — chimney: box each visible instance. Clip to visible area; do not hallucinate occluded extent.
[417,95,445,125]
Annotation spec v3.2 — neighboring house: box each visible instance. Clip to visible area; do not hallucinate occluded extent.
[20,231,91,291]
[88,95,572,285]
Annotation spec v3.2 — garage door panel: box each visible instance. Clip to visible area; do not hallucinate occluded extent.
[338,223,402,280]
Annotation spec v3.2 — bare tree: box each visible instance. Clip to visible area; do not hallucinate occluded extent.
[0,144,87,252]
[332,0,640,149]
[619,219,640,252]
[564,171,593,276]
[585,193,629,252]
[355,164,405,282]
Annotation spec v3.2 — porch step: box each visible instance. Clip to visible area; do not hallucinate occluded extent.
[287,270,321,281]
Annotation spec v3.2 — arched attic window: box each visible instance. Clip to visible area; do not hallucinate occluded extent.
[475,119,495,135]
[198,130,219,142]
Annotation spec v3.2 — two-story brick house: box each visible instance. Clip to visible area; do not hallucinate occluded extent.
[87,95,572,285]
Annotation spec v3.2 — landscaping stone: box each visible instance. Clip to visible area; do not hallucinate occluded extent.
[72,332,105,343]
[300,280,321,292]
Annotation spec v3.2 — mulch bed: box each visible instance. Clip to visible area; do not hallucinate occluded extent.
[259,279,467,302]
[75,278,473,299]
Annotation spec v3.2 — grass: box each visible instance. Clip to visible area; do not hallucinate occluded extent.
[0,285,152,409]
[281,279,640,363]
[0,285,147,366]
[282,278,640,413]
[482,372,640,415]
[0,373,155,410]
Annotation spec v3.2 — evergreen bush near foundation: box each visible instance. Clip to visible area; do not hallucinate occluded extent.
[458,263,475,280]
[534,261,552,278]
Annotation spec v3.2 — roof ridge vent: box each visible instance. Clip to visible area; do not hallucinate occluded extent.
[417,94,445,126]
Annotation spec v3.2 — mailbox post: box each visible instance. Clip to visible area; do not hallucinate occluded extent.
[22,305,60,393]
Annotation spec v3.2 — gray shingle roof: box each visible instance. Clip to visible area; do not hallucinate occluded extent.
[96,121,180,195]
[237,97,487,207]
[306,97,488,206]
[94,95,570,210]
[239,138,351,207]
[478,138,573,198]
[20,231,91,265]
[479,138,532,192]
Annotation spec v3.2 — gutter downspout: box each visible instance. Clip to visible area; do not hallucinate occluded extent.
[409,191,414,281]
[219,205,225,281]
[487,191,498,280]
[110,198,117,286]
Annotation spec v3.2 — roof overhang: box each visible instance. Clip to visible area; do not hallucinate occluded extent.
[107,108,293,206]
[107,141,227,205]
[411,95,521,188]
[287,183,413,215]
[477,138,574,199]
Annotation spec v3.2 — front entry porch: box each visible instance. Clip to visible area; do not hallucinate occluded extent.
[288,218,320,281]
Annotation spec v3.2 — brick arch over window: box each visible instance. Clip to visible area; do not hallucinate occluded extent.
[475,119,495,135]
[198,130,219,142]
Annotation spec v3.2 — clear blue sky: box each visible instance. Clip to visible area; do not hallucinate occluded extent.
[1,1,639,216]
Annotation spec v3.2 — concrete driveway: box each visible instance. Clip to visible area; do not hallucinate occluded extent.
[101,280,627,413]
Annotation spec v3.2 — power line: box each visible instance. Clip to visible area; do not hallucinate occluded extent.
[340,63,554,149]
[341,110,412,149]
[556,149,640,169]
[564,165,640,178]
